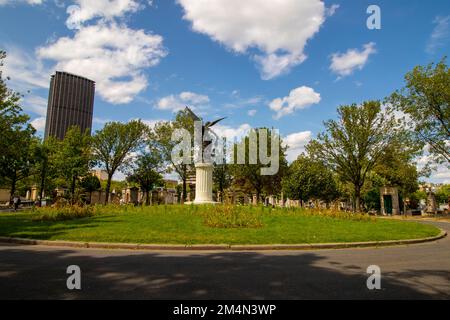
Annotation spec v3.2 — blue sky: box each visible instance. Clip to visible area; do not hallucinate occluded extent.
[0,0,449,182]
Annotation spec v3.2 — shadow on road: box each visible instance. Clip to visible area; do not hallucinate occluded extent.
[0,244,449,300]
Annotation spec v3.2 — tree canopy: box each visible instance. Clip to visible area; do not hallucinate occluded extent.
[282,154,340,205]
[92,120,146,204]
[307,101,411,211]
[389,58,450,164]
[0,50,37,200]
[126,152,164,205]
[150,109,196,202]
[54,126,92,203]
[230,128,288,201]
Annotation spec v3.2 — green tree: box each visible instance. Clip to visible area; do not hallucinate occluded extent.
[373,143,420,198]
[212,138,231,200]
[0,50,37,200]
[54,126,92,203]
[80,174,101,204]
[92,120,146,204]
[127,153,164,205]
[307,101,408,212]
[32,137,59,204]
[282,154,340,205]
[409,189,427,210]
[213,163,232,200]
[1,133,37,201]
[230,128,288,202]
[389,58,450,164]
[150,110,196,202]
[435,184,450,205]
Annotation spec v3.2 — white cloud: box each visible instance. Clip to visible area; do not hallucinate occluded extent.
[37,23,167,104]
[141,118,166,129]
[330,42,376,78]
[156,91,209,112]
[254,52,307,80]
[420,159,450,184]
[213,123,252,143]
[66,0,143,29]
[0,0,44,5]
[415,142,450,184]
[92,117,112,125]
[223,92,264,109]
[325,4,339,17]
[431,167,450,184]
[177,0,329,79]
[248,109,257,117]
[283,131,312,162]
[30,116,46,132]
[3,47,50,91]
[93,117,166,130]
[426,15,450,54]
[269,86,321,119]
[22,94,48,116]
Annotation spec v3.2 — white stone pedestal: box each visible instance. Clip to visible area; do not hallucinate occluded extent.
[193,162,216,204]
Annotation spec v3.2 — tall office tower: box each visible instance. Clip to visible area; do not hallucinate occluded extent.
[44,71,95,140]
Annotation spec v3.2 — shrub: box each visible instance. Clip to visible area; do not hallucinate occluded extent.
[203,205,263,228]
[273,207,374,222]
[32,205,94,221]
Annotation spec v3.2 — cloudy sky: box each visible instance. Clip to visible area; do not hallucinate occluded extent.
[0,0,449,182]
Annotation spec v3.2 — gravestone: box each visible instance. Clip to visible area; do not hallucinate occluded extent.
[426,192,437,214]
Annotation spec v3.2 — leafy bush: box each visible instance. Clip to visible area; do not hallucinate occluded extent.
[32,205,94,221]
[202,205,263,228]
[272,207,375,222]
[30,203,373,225]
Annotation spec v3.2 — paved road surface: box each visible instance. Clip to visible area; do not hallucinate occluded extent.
[0,221,449,299]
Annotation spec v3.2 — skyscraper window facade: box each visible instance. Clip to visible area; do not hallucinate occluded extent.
[44,71,95,140]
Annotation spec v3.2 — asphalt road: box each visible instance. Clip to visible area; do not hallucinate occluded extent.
[0,221,449,300]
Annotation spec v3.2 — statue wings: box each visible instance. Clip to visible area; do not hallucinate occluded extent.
[184,106,201,121]
[184,106,226,128]
[205,117,226,128]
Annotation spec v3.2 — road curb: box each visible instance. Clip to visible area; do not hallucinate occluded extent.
[0,229,446,251]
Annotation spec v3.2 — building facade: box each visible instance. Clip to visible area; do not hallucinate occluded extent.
[44,71,95,140]
[90,169,108,181]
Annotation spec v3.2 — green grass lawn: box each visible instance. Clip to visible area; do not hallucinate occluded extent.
[0,205,440,245]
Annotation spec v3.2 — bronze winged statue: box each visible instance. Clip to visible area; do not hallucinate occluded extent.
[184,106,226,151]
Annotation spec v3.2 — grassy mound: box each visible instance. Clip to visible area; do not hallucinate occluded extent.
[0,205,440,245]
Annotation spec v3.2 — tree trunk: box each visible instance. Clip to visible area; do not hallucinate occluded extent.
[354,184,361,213]
[256,190,261,205]
[104,174,113,205]
[182,178,187,203]
[145,189,150,206]
[219,181,224,198]
[70,175,76,204]
[9,174,17,204]
[39,159,47,206]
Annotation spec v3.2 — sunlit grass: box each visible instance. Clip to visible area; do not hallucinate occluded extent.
[0,205,440,245]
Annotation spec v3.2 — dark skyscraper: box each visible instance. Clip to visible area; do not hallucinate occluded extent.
[44,71,95,140]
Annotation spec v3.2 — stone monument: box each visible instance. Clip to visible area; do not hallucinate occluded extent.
[426,188,437,214]
[185,107,225,204]
[380,186,400,215]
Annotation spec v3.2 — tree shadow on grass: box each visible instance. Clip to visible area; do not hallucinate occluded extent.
[0,213,128,240]
[0,245,449,300]
[0,217,121,240]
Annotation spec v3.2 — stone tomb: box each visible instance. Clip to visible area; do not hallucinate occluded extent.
[380,186,400,215]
